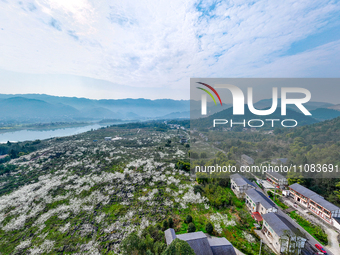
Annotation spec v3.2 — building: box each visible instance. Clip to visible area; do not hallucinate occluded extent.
[230,174,256,198]
[266,170,288,189]
[180,138,188,143]
[262,212,307,254]
[241,154,254,165]
[289,183,340,227]
[271,158,288,165]
[245,189,277,215]
[164,229,236,255]
[104,137,112,141]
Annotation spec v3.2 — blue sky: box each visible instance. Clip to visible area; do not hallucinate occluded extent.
[0,0,340,100]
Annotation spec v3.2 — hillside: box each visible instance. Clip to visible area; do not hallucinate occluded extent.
[309,108,340,121]
[328,104,340,111]
[0,125,270,255]
[0,97,80,122]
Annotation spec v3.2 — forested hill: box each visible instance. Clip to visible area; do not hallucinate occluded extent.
[284,116,340,145]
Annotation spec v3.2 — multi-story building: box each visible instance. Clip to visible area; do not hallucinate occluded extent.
[266,170,288,190]
[245,189,278,215]
[262,212,307,254]
[289,183,340,228]
[230,174,255,198]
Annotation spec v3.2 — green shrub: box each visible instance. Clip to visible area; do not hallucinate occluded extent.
[168,217,174,228]
[161,238,195,255]
[205,222,213,234]
[186,215,193,223]
[289,211,328,245]
[188,222,196,233]
[162,220,169,230]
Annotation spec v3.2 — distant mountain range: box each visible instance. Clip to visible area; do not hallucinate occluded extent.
[0,94,191,123]
[0,94,339,124]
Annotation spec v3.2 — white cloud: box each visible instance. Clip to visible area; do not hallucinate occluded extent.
[0,0,339,99]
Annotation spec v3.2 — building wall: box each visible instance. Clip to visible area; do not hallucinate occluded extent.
[231,179,254,198]
[290,188,340,227]
[246,196,258,212]
[266,173,288,189]
[290,189,309,207]
[262,220,306,255]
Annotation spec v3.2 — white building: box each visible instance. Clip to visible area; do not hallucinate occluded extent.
[266,170,288,190]
[289,183,340,228]
[230,174,255,198]
[245,189,278,215]
[262,212,307,254]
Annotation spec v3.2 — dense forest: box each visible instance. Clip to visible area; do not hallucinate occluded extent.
[191,116,340,206]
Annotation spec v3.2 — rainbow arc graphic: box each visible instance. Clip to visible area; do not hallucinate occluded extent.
[196,82,222,106]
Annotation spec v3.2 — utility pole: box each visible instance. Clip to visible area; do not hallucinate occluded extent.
[259,239,262,255]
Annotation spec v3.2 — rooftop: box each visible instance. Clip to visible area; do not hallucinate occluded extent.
[266,170,287,181]
[252,212,263,222]
[262,212,305,238]
[177,231,207,241]
[164,229,236,255]
[289,183,322,199]
[290,183,340,212]
[230,173,255,187]
[246,189,276,209]
[309,194,340,212]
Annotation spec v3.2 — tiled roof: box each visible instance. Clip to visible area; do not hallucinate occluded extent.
[164,228,176,245]
[176,232,214,255]
[310,195,340,212]
[289,183,320,198]
[262,212,305,237]
[289,183,340,212]
[207,237,236,255]
[230,174,255,187]
[165,229,236,255]
[267,170,287,181]
[245,189,276,209]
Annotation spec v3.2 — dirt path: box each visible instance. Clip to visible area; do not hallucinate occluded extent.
[325,227,340,255]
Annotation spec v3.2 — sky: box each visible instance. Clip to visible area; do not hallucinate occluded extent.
[0,0,340,100]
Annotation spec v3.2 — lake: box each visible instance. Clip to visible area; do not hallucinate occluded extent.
[0,124,107,143]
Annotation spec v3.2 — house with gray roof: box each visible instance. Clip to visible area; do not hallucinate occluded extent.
[245,189,277,215]
[262,212,307,254]
[241,154,254,165]
[271,158,288,165]
[266,170,288,189]
[164,228,236,255]
[289,183,340,229]
[230,173,256,198]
